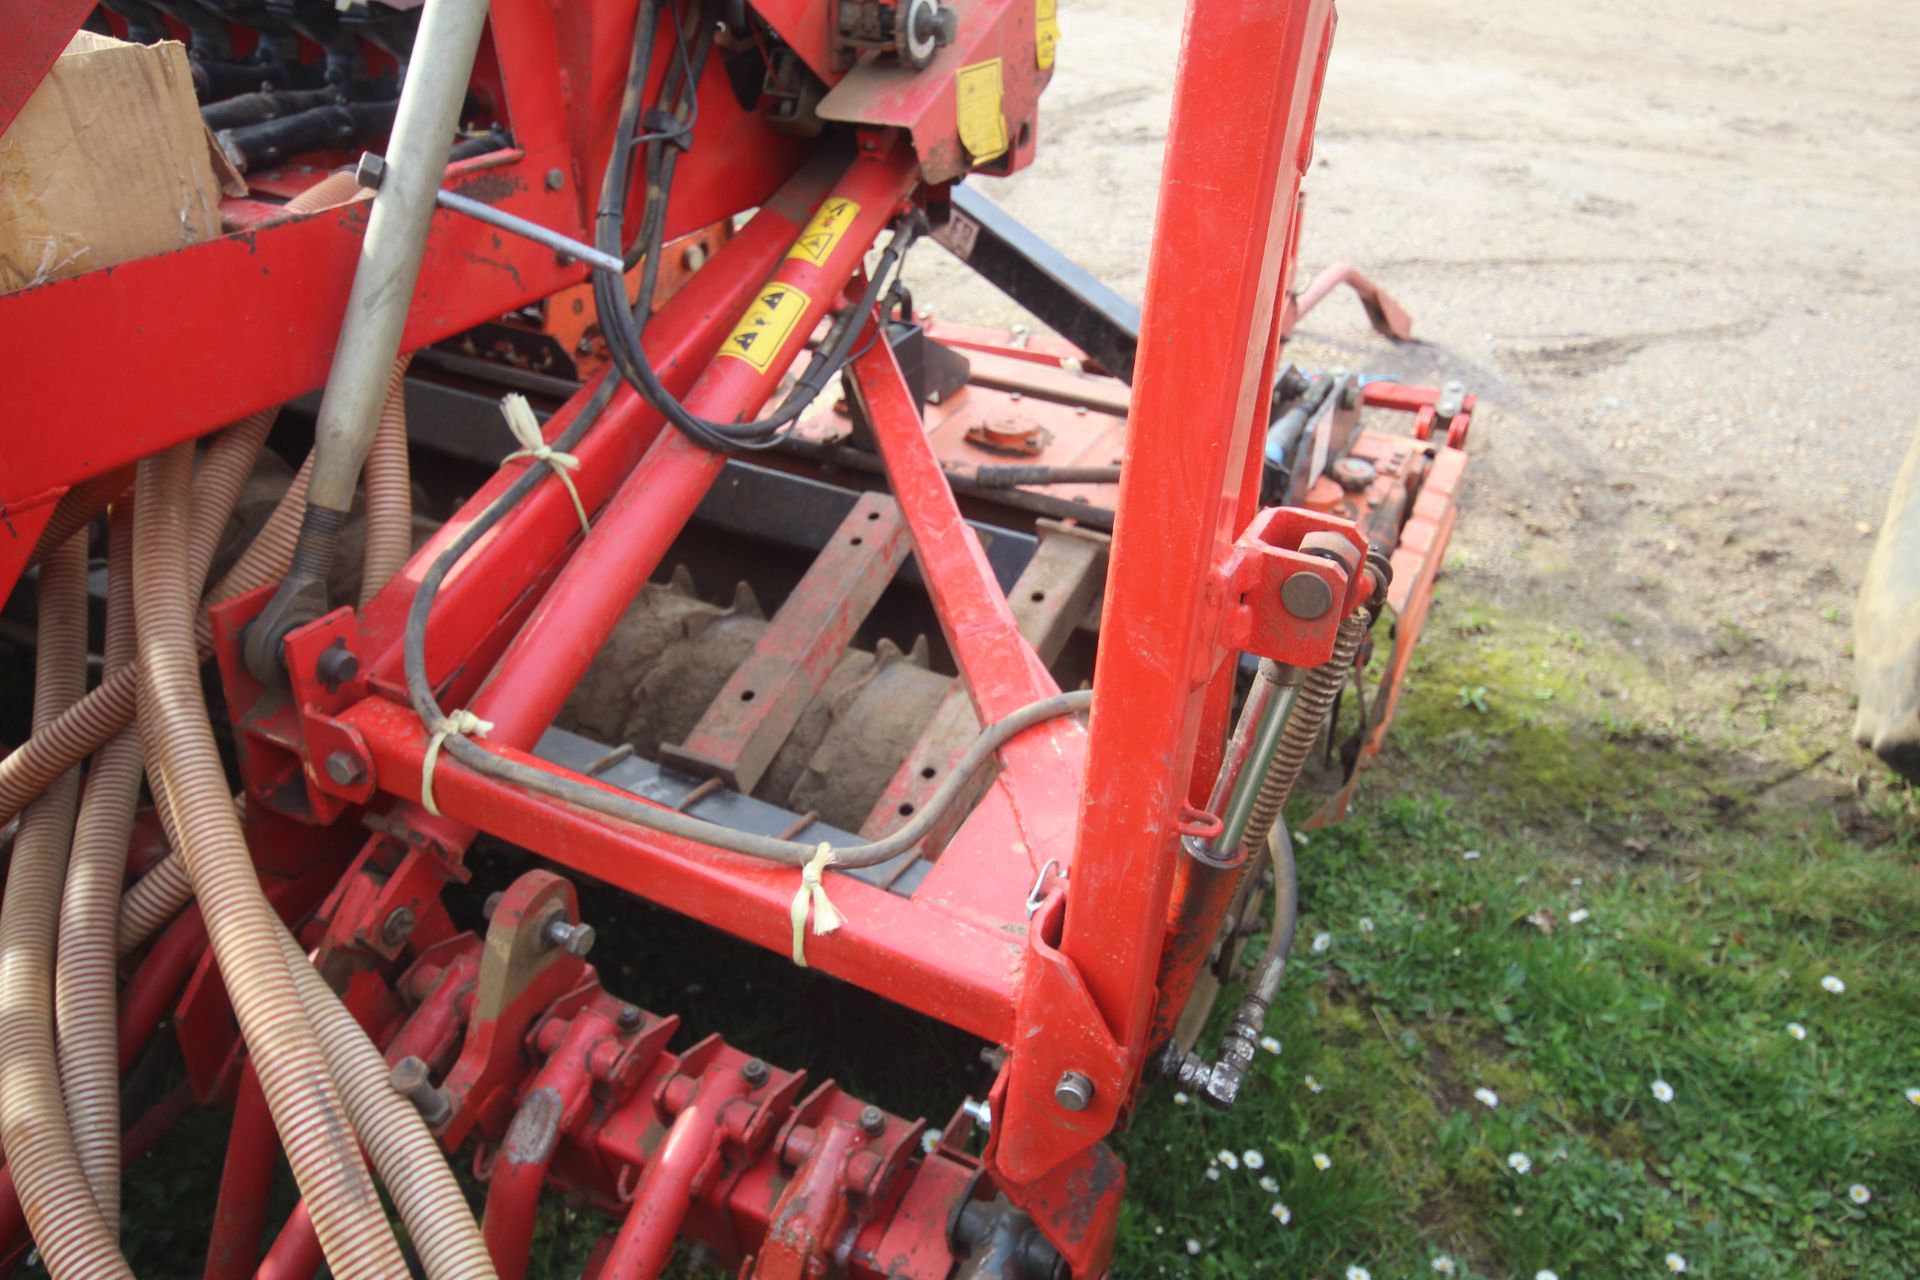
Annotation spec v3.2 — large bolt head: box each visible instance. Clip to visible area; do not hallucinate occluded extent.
[1280,570,1334,620]
[1054,1070,1095,1112]
[741,1058,770,1087]
[858,1104,886,1136]
[381,905,416,946]
[324,750,366,787]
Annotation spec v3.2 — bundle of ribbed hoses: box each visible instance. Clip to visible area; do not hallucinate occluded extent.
[0,395,488,1274]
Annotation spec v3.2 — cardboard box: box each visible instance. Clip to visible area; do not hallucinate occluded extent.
[0,32,240,291]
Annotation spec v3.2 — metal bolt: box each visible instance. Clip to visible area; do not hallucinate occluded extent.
[482,890,504,920]
[541,917,596,957]
[858,1104,886,1136]
[1054,1071,1094,1112]
[544,167,565,191]
[960,1097,992,1132]
[354,150,386,190]
[324,750,366,788]
[1280,570,1334,621]
[617,1004,644,1032]
[682,241,709,272]
[389,1056,451,1126]
[381,906,416,946]
[741,1058,770,1087]
[315,644,360,689]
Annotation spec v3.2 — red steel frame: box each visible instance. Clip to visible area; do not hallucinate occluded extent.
[0,1,1390,1274]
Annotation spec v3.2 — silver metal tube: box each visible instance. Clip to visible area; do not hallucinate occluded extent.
[433,189,624,274]
[305,0,492,516]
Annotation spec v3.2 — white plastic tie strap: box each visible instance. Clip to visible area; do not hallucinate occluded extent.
[422,708,493,817]
[789,842,845,968]
[501,392,590,535]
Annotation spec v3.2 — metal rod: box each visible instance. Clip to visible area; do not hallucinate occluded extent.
[434,188,626,274]
[1218,683,1296,851]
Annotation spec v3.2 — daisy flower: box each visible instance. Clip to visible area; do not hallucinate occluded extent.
[1462,849,1482,860]
[1346,1268,1371,1280]
[1905,1087,1920,1106]
[1305,1074,1324,1094]
[1312,1152,1332,1171]
[1849,1184,1872,1205]
[1205,1167,1221,1182]
[1259,1175,1281,1194]
[1432,1256,1456,1274]
[1507,1151,1532,1175]
[1786,1023,1807,1041]
[1215,1150,1238,1170]
[1650,1079,1675,1104]
[1359,917,1375,934]
[1821,975,1846,994]
[1173,1091,1190,1106]
[1312,932,1333,954]
[1567,908,1591,925]
[1665,1253,1687,1273]
[1571,876,1584,886]
[1185,1238,1202,1256]
[1473,1087,1500,1109]
[1243,1150,1265,1170]
[1259,1035,1282,1055]
[1535,1271,1560,1280]
[1270,1200,1292,1225]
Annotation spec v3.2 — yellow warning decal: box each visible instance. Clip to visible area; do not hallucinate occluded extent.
[787,197,863,267]
[956,59,1009,163]
[718,283,809,374]
[1036,0,1060,70]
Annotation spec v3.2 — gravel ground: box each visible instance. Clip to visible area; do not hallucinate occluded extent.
[909,0,1920,752]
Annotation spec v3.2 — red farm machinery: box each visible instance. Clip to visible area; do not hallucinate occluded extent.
[0,0,1470,1274]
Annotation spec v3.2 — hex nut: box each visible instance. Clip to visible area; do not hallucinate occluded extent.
[324,750,366,787]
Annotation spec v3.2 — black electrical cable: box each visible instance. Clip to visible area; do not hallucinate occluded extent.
[590,0,921,452]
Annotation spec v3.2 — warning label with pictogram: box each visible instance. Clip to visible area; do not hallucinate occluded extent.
[956,59,1009,163]
[717,283,809,374]
[786,197,862,267]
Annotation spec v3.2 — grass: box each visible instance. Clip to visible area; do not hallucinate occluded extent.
[1114,597,1920,1278]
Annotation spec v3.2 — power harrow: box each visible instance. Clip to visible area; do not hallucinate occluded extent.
[0,0,1471,1274]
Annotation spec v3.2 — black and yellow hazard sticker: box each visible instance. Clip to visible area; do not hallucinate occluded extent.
[956,59,1009,163]
[787,197,862,267]
[718,283,809,374]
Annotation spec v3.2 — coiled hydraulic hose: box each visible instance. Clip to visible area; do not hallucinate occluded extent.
[0,538,131,1276]
[362,352,415,606]
[135,445,410,1279]
[55,508,141,1236]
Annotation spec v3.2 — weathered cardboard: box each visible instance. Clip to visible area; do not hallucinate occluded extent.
[0,32,239,290]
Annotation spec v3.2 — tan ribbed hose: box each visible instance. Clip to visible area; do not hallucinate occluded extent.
[0,538,133,1276]
[135,446,409,1279]
[55,508,141,1236]
[278,931,499,1280]
[0,411,275,829]
[362,352,414,607]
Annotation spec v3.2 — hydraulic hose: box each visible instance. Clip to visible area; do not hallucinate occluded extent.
[134,445,410,1279]
[0,410,275,829]
[277,930,497,1280]
[0,537,131,1276]
[55,507,141,1236]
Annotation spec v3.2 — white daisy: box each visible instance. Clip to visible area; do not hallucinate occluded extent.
[1185,1238,1202,1256]
[1260,1035,1282,1055]
[1312,932,1333,954]
[1270,1201,1291,1225]
[1507,1151,1532,1175]
[1432,1256,1456,1274]
[1571,877,1584,886]
[1312,1152,1332,1171]
[1821,975,1846,994]
[1786,1023,1807,1041]
[1849,1183,1872,1205]
[1359,917,1375,934]
[1473,1087,1500,1109]
[1905,1086,1920,1106]
[1216,1150,1238,1170]
[1259,1175,1281,1194]
[1243,1150,1265,1170]
[1173,1091,1190,1106]
[1650,1079,1675,1103]
[1535,1271,1560,1280]
[1205,1166,1221,1182]
[1346,1268,1371,1280]
[1305,1074,1324,1094]
[1567,908,1591,925]
[1463,849,1482,860]
[1665,1253,1687,1273]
